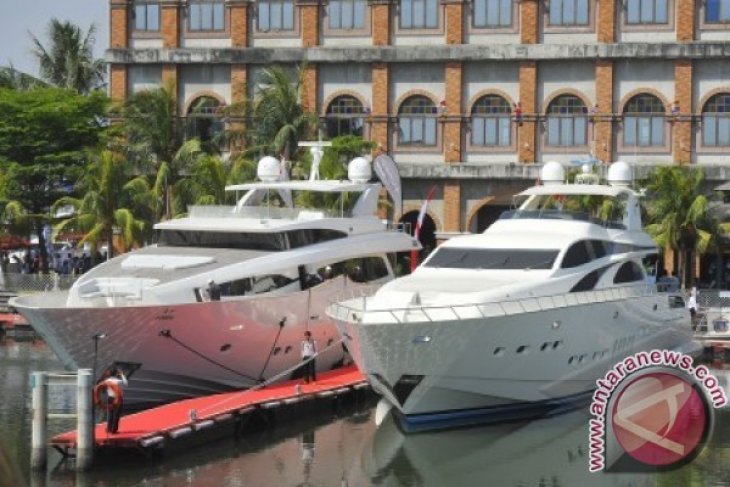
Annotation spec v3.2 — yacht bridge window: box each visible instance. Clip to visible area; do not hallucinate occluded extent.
[157,229,346,251]
[424,248,559,270]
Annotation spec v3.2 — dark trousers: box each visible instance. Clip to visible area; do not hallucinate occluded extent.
[107,398,123,433]
[303,357,316,382]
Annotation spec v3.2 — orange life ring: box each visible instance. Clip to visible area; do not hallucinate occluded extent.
[93,382,122,410]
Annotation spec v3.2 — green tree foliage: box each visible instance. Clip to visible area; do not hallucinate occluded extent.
[53,151,150,258]
[645,166,722,287]
[0,87,108,270]
[30,19,104,93]
[0,66,47,90]
[248,66,317,165]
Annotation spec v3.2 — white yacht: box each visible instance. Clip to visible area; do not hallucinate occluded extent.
[13,154,418,407]
[328,161,697,431]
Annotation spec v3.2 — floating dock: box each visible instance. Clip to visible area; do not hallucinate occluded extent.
[51,365,368,457]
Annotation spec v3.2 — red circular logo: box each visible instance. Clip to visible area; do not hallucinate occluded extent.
[611,372,708,466]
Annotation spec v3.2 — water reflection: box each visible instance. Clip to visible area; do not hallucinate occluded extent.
[1,340,729,487]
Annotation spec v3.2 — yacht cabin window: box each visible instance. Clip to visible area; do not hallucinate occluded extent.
[157,229,346,251]
[424,248,559,270]
[312,256,390,283]
[613,261,645,283]
[219,271,299,297]
[561,239,612,269]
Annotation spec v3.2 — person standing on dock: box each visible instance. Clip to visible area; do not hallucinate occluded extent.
[104,368,128,434]
[301,331,317,383]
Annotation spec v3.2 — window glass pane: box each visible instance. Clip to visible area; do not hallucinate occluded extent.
[426,0,438,27]
[412,117,424,143]
[135,5,146,30]
[283,1,294,29]
[703,115,717,146]
[413,0,425,27]
[499,117,511,145]
[576,0,588,24]
[474,0,487,26]
[201,4,213,30]
[342,0,354,28]
[637,117,650,146]
[402,0,413,27]
[640,0,653,23]
[651,116,664,145]
[189,4,201,30]
[627,0,640,23]
[499,0,512,25]
[560,118,573,146]
[487,0,499,26]
[624,117,637,145]
[425,248,559,270]
[329,0,342,28]
[400,118,412,144]
[548,117,560,145]
[719,117,730,145]
[485,118,497,145]
[214,3,225,30]
[707,0,720,21]
[148,4,159,30]
[271,1,282,28]
[550,0,563,24]
[655,0,668,22]
[259,2,270,30]
[354,0,366,28]
[472,118,485,145]
[574,117,586,145]
[425,117,437,145]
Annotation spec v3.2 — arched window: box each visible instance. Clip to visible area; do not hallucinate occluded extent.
[622,94,665,147]
[325,95,365,138]
[702,93,730,147]
[398,96,438,147]
[186,96,224,149]
[471,95,511,147]
[546,95,587,147]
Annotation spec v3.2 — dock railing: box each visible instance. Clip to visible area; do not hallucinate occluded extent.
[328,284,663,325]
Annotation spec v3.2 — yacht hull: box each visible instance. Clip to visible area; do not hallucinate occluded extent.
[14,281,354,408]
[333,291,697,431]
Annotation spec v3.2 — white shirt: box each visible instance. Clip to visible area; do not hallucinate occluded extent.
[104,373,128,398]
[301,339,317,358]
[688,295,697,311]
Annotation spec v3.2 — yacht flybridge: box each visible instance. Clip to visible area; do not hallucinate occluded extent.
[13,150,418,407]
[328,161,697,432]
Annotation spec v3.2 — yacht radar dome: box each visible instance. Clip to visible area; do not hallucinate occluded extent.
[541,161,565,186]
[257,156,281,182]
[607,161,633,187]
[348,157,372,183]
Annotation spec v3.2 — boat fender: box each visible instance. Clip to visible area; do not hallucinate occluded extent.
[93,382,122,410]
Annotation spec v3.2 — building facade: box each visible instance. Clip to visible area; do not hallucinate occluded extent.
[108,0,730,238]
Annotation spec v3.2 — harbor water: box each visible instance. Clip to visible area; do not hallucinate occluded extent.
[1,338,729,487]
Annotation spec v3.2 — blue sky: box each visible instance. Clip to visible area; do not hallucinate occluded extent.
[0,0,108,76]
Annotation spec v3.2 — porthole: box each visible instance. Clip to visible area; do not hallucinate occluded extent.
[540,342,550,352]
[553,340,563,350]
[516,345,529,354]
[273,347,282,355]
[568,356,575,364]
[285,345,292,354]
[494,347,505,356]
[327,338,334,346]
[220,344,232,352]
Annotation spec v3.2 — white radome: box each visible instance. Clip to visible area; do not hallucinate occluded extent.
[541,161,565,186]
[257,156,281,182]
[607,161,632,187]
[348,157,372,183]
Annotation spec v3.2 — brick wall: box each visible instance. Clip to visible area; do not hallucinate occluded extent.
[444,0,464,45]
[595,60,614,163]
[109,0,129,49]
[674,59,693,164]
[161,2,180,49]
[676,0,696,42]
[597,0,615,43]
[371,63,390,153]
[443,181,461,232]
[230,64,248,153]
[109,64,127,103]
[162,64,178,107]
[520,0,539,44]
[444,62,462,163]
[299,1,320,47]
[370,0,391,46]
[301,64,318,112]
[518,61,537,162]
[230,1,249,47]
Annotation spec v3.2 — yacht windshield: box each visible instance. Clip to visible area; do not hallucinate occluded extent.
[424,248,559,270]
[504,193,627,229]
[157,228,346,251]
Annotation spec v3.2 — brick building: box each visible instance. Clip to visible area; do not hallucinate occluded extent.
[108,0,730,240]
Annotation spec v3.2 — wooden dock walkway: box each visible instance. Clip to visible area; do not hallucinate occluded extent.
[51,366,367,454]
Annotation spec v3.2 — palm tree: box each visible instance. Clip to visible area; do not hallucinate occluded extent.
[52,151,150,259]
[0,66,47,90]
[249,66,317,167]
[645,166,722,288]
[30,19,104,93]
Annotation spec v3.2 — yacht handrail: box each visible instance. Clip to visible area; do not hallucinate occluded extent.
[328,284,668,325]
[188,205,351,220]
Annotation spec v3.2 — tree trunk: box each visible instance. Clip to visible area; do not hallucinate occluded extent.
[35,221,49,274]
[677,244,686,290]
[106,226,115,260]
